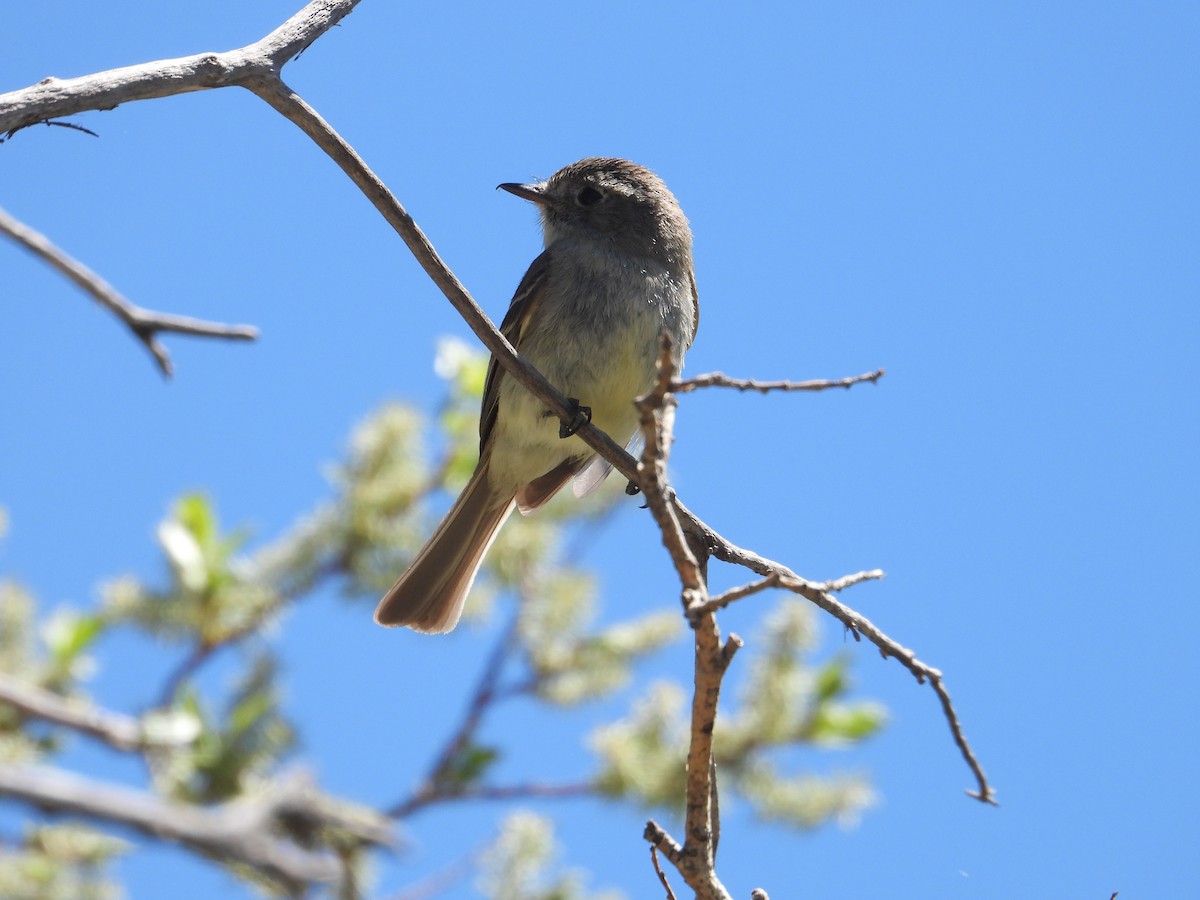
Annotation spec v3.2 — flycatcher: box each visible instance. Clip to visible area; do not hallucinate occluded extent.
[375,158,698,632]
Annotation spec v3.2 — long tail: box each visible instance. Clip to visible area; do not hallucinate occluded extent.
[374,459,514,633]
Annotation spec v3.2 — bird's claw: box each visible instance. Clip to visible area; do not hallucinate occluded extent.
[559,398,592,438]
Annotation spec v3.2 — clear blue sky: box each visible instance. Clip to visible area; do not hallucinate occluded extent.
[2,1,1197,897]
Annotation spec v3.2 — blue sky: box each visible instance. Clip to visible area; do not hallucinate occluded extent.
[2,1,1197,897]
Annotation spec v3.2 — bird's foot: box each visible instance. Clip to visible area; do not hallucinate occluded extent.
[559,398,592,438]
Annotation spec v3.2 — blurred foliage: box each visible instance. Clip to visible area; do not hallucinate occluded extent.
[0,823,128,900]
[103,492,281,647]
[0,578,106,762]
[592,604,884,828]
[1,344,886,897]
[151,655,293,804]
[520,568,683,706]
[478,812,622,900]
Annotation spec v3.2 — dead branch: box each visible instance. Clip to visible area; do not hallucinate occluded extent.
[0,0,360,139]
[0,1,360,374]
[0,206,257,376]
[650,845,680,900]
[633,343,736,898]
[673,368,885,394]
[695,568,885,617]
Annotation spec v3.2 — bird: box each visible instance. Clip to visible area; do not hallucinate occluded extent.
[375,157,698,633]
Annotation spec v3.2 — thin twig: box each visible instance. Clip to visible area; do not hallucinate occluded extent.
[673,369,885,394]
[682,518,994,803]
[0,119,98,141]
[693,569,885,617]
[650,845,679,900]
[819,568,887,592]
[387,615,518,819]
[156,640,219,708]
[693,573,783,616]
[0,206,258,376]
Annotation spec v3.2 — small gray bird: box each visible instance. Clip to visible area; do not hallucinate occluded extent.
[375,158,698,632]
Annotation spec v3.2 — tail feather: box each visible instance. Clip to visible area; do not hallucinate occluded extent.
[374,461,514,633]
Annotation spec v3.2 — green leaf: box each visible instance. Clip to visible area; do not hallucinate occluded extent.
[813,658,848,702]
[809,703,887,743]
[176,493,217,550]
[42,612,105,673]
[444,741,499,788]
[228,689,272,738]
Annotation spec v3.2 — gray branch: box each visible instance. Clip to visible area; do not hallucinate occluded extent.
[0,1,360,374]
[0,765,390,895]
[0,206,257,376]
[673,368,886,394]
[0,673,143,752]
[0,0,360,137]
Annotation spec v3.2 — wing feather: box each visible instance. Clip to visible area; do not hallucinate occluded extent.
[478,249,553,450]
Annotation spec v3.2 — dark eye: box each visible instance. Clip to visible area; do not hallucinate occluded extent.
[576,186,604,207]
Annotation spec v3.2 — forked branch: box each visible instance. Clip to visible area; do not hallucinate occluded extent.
[0,206,257,376]
[0,1,360,374]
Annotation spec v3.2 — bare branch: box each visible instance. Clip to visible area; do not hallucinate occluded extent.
[0,1,360,373]
[0,0,360,138]
[635,333,703,596]
[643,820,684,868]
[694,568,885,617]
[0,765,390,894]
[0,206,257,376]
[819,568,887,592]
[681,516,994,804]
[694,573,784,616]
[0,674,144,752]
[650,845,679,900]
[673,368,885,394]
[634,347,733,899]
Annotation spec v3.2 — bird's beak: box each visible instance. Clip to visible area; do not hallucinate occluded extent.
[497,181,547,205]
